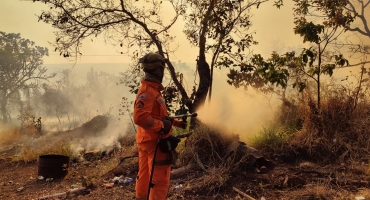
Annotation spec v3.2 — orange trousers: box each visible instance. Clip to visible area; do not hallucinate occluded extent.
[136,140,171,200]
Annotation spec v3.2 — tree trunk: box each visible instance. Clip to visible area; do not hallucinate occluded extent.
[1,98,8,123]
[208,64,213,104]
[191,0,214,113]
[317,44,321,110]
[192,60,211,113]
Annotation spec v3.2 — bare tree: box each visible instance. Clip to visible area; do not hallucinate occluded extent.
[344,0,370,37]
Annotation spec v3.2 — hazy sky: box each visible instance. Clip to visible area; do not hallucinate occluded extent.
[0,0,303,64]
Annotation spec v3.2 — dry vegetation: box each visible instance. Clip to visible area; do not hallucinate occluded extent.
[1,81,370,199]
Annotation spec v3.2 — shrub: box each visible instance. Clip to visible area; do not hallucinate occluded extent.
[250,127,291,158]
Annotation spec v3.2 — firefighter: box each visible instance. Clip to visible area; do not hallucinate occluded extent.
[133,52,187,200]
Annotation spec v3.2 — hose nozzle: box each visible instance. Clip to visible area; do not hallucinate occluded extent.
[170,112,198,119]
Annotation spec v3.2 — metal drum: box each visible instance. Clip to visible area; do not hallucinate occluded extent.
[38,154,69,178]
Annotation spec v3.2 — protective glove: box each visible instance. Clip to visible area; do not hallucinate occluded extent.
[177,121,187,129]
[172,118,187,129]
[160,118,172,135]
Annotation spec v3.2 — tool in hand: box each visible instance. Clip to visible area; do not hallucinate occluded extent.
[146,112,197,200]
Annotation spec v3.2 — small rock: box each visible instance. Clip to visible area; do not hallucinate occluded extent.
[17,187,24,192]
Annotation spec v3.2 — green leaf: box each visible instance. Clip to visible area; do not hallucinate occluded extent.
[306,50,314,58]
[302,54,308,63]
[308,59,314,67]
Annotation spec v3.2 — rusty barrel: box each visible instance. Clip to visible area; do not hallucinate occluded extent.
[38,154,69,178]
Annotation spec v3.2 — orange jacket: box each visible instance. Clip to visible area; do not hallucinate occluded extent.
[133,80,175,143]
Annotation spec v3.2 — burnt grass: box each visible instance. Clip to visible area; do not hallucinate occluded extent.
[0,141,369,200]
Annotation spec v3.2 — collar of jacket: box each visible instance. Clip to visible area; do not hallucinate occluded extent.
[141,80,164,91]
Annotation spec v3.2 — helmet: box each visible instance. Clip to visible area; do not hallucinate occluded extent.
[139,53,167,69]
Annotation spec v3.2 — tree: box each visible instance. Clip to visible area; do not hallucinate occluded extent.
[278,0,370,63]
[227,0,354,110]
[35,0,265,116]
[310,0,369,38]
[0,32,55,123]
[41,83,71,124]
[184,0,265,103]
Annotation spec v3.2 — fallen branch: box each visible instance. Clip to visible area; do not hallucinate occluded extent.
[170,163,199,180]
[38,187,86,199]
[232,187,256,200]
[101,155,138,177]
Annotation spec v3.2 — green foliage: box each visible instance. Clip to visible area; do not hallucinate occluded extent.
[250,127,291,156]
[273,0,284,9]
[292,82,306,92]
[252,127,287,146]
[293,0,355,28]
[162,79,190,116]
[227,47,348,98]
[294,21,324,43]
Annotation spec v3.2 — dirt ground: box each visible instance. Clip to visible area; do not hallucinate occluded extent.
[1,146,370,200]
[1,116,369,199]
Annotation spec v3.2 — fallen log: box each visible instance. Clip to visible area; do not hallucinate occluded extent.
[38,187,86,199]
[170,163,199,180]
[232,187,256,200]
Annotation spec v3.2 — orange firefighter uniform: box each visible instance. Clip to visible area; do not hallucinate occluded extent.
[133,80,183,200]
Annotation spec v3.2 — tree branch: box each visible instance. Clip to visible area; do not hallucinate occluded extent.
[119,0,189,102]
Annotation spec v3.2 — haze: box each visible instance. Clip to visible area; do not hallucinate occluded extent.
[0,0,368,150]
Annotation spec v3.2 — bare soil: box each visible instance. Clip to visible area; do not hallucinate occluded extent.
[1,146,369,200]
[1,116,369,199]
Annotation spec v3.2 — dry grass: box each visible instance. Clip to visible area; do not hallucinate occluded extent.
[180,122,238,168]
[2,79,370,198]
[117,132,136,147]
[0,127,21,145]
[279,184,345,199]
[285,95,370,163]
[278,184,370,199]
[177,122,256,194]
[256,81,370,164]
[13,140,74,163]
